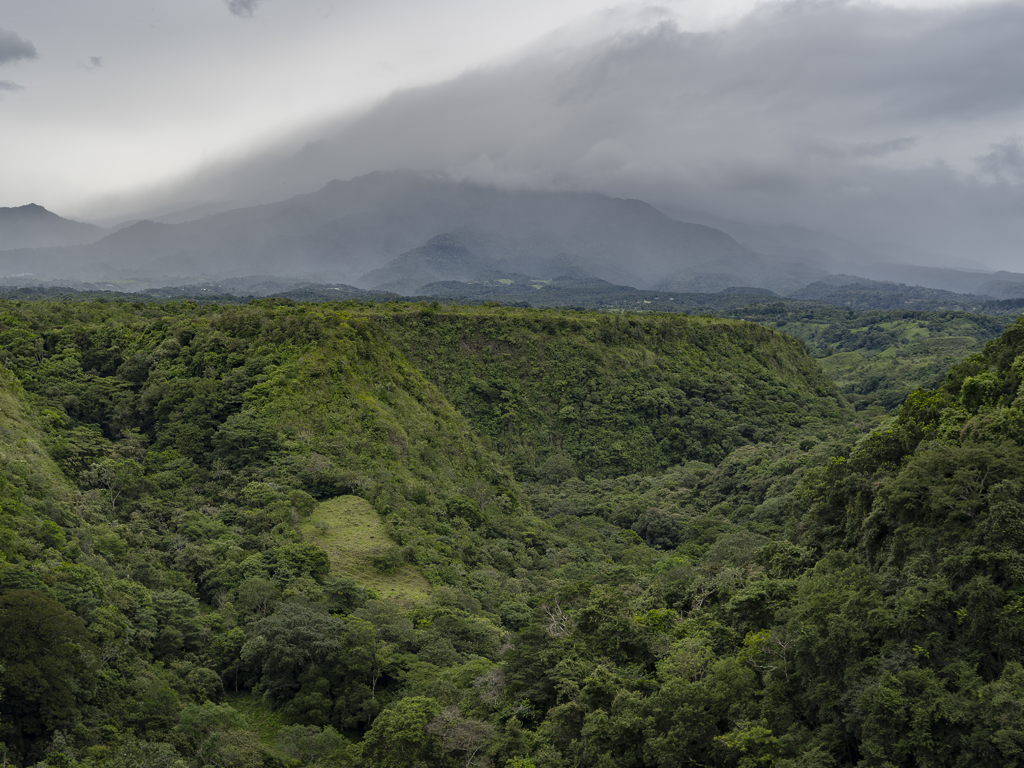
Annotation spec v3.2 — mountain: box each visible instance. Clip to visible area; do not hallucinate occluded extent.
[0,204,106,250]
[655,204,889,274]
[789,274,998,310]
[358,233,491,294]
[0,171,821,293]
[651,203,1024,297]
[857,263,1024,298]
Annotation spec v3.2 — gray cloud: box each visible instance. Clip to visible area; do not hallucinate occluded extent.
[0,80,24,91]
[100,1,1024,268]
[226,0,264,18]
[849,138,919,159]
[0,27,37,65]
[976,138,1024,182]
[89,56,103,69]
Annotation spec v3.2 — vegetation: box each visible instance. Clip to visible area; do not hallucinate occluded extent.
[373,304,847,477]
[0,294,1023,767]
[730,304,1012,411]
[4,284,1014,417]
[300,496,431,603]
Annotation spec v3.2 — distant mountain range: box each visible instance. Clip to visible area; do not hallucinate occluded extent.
[0,171,819,292]
[2,170,1024,300]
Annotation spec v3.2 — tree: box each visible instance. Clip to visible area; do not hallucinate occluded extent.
[211,410,280,469]
[175,702,268,768]
[82,457,143,516]
[276,724,346,767]
[240,604,374,729]
[0,590,98,763]
[360,697,443,768]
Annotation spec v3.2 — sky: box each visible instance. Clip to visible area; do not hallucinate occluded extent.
[2,0,1023,268]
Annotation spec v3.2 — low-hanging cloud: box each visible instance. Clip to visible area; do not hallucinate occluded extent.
[100,0,1024,268]
[0,27,37,65]
[226,0,264,18]
[0,80,24,91]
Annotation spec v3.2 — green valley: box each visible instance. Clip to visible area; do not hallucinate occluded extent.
[1,296,1023,768]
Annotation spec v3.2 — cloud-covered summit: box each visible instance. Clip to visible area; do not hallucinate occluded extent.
[84,1,1024,269]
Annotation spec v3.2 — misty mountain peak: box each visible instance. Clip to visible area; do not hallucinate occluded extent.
[1,204,106,251]
[9,203,48,215]
[425,233,465,249]
[357,232,490,295]
[1,203,52,219]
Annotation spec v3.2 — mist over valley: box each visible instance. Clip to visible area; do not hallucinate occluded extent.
[5,170,1024,307]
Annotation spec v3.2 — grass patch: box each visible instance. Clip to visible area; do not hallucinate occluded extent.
[818,352,864,373]
[301,495,432,604]
[902,324,930,340]
[223,691,292,747]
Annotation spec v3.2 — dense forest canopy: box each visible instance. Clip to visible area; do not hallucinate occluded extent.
[1,296,1023,767]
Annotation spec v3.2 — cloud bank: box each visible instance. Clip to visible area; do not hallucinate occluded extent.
[96,1,1024,268]
[226,0,265,18]
[0,27,37,66]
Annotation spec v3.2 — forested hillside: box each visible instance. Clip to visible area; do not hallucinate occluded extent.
[2,285,1011,419]
[1,297,1023,767]
[370,306,846,476]
[730,304,1012,411]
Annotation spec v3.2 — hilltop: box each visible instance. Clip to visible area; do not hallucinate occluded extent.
[0,204,107,251]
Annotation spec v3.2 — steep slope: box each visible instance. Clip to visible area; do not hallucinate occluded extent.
[0,299,533,762]
[5,294,1023,767]
[362,304,852,477]
[0,364,75,556]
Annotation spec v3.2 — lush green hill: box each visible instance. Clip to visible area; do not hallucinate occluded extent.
[0,299,531,764]
[1,297,1023,768]
[366,304,849,478]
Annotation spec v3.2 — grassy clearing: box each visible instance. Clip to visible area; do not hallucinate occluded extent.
[818,352,863,374]
[300,495,432,604]
[224,691,292,748]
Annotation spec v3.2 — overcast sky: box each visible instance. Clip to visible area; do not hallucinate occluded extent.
[2,0,1023,268]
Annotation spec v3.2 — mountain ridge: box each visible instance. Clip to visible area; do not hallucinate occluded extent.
[5,171,1020,299]
[0,171,816,292]
[0,203,107,251]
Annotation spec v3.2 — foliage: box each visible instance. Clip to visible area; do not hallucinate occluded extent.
[372,304,848,478]
[732,303,1012,412]
[1,295,1023,767]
